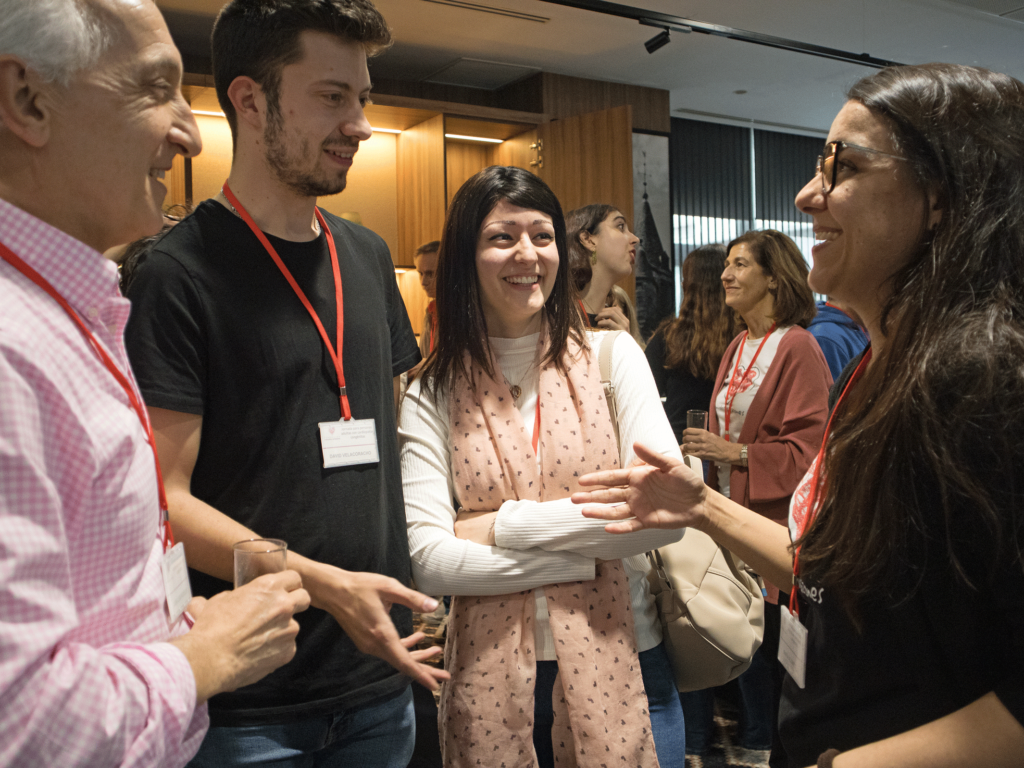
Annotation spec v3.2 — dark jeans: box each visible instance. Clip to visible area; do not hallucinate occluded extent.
[679,597,786,754]
[533,642,686,768]
[187,687,415,768]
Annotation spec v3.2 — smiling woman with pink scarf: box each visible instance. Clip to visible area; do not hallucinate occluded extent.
[399,166,686,768]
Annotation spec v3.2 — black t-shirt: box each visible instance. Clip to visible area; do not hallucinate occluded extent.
[777,347,1024,766]
[125,201,421,725]
[644,329,716,442]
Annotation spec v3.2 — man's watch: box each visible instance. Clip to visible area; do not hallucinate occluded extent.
[739,444,748,467]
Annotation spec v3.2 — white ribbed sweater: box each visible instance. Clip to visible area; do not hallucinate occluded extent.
[398,330,684,658]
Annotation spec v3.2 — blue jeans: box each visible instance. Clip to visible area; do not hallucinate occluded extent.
[533,642,686,768]
[188,687,415,768]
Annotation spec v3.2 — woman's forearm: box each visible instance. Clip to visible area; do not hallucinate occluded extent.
[698,488,794,588]
[822,692,1024,768]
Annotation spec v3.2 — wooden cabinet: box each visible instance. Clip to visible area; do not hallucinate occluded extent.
[172,82,646,331]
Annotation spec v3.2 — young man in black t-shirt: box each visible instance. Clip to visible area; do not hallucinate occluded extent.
[125,2,446,765]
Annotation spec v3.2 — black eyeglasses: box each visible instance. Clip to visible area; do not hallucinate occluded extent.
[816,140,907,194]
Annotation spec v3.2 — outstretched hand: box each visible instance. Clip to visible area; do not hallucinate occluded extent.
[571,442,708,533]
[309,566,450,691]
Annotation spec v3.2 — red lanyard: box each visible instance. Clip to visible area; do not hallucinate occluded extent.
[223,184,352,420]
[722,324,776,439]
[578,299,591,327]
[789,347,872,614]
[532,394,541,455]
[0,239,175,551]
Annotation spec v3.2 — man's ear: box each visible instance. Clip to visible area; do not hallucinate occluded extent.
[226,76,265,133]
[0,55,52,147]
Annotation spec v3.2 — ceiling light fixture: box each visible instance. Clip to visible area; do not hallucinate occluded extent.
[643,29,670,54]
[539,0,902,69]
[191,109,225,117]
[372,127,403,134]
[445,133,504,144]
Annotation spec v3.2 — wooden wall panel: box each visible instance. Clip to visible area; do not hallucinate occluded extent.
[484,73,670,134]
[445,142,490,205]
[492,129,539,174]
[189,114,234,205]
[539,74,669,134]
[166,155,187,209]
[539,105,633,221]
[397,268,429,338]
[320,131,399,261]
[396,114,446,267]
[539,105,636,301]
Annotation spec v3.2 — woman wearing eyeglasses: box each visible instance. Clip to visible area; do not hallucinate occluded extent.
[575,63,1024,767]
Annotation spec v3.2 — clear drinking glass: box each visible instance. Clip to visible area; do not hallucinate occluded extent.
[233,538,287,588]
[686,409,709,430]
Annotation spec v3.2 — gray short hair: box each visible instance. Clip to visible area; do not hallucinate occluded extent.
[0,0,116,86]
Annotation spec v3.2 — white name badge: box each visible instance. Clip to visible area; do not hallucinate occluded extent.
[161,541,192,623]
[319,418,379,468]
[779,605,808,689]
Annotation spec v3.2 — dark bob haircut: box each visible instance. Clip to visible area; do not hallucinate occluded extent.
[424,166,585,394]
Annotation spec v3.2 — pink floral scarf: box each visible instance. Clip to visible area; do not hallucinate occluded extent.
[440,328,660,767]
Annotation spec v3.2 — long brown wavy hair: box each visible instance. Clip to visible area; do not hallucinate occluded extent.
[655,244,736,380]
[796,64,1024,617]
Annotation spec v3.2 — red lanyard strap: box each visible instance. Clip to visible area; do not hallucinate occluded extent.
[0,239,175,550]
[789,347,872,613]
[578,299,592,328]
[723,324,776,439]
[532,394,541,456]
[222,184,352,420]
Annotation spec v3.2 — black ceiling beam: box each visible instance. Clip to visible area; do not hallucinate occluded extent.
[538,0,904,69]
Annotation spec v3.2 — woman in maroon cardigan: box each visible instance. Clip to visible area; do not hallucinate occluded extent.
[680,229,831,761]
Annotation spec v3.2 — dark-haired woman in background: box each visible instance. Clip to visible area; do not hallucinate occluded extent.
[566,203,639,335]
[681,230,831,760]
[399,166,685,767]
[645,243,737,443]
[578,63,1024,767]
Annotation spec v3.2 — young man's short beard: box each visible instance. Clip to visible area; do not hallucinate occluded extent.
[263,107,348,198]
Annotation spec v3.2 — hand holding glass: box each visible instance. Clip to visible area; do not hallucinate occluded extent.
[233,538,288,588]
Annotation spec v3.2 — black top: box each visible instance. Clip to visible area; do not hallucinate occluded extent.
[125,201,421,725]
[644,329,716,442]
[778,347,1024,766]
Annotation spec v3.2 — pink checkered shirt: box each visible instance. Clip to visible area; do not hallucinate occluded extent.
[0,198,208,767]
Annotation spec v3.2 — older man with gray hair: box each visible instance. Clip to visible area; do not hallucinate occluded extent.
[0,1,311,766]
